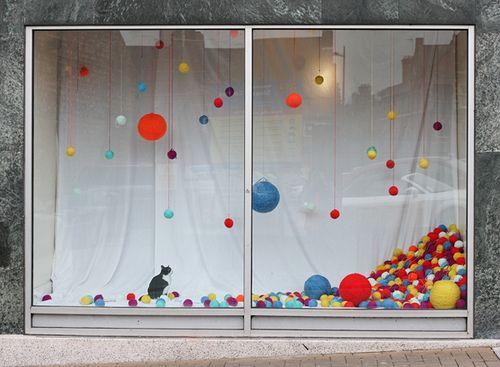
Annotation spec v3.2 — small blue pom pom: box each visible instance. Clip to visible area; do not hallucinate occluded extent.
[104,150,114,160]
[137,82,147,92]
[199,115,209,125]
[304,274,332,300]
[95,298,105,307]
[252,179,280,213]
[164,209,174,219]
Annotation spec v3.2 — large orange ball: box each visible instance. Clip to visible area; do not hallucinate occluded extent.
[339,273,372,306]
[286,92,302,108]
[137,113,167,141]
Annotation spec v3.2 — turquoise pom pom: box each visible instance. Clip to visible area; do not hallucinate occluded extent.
[104,150,114,160]
[164,209,174,219]
[137,82,147,92]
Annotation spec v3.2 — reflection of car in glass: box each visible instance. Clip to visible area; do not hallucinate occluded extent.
[341,157,466,221]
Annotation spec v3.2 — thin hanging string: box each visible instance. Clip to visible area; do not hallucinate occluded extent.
[228,31,232,86]
[217,30,220,96]
[120,40,124,113]
[293,31,296,86]
[76,33,80,91]
[167,33,172,207]
[262,36,265,175]
[227,31,232,216]
[68,33,73,147]
[389,31,395,185]
[422,38,427,157]
[318,30,321,74]
[370,34,374,146]
[108,32,112,151]
[202,37,206,115]
[170,32,174,149]
[332,30,337,208]
[435,32,439,122]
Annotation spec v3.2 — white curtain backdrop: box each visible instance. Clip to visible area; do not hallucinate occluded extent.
[38,30,466,305]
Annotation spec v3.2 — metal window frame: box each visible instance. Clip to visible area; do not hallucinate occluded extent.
[24,24,475,338]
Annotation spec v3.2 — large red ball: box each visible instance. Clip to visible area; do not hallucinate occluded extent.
[339,273,372,306]
[330,209,340,219]
[137,113,167,141]
[286,92,302,108]
[224,217,234,228]
[389,185,398,196]
[214,97,224,108]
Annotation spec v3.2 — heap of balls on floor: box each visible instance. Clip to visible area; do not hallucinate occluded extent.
[52,224,465,309]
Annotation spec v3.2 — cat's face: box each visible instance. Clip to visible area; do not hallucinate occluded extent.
[160,265,172,275]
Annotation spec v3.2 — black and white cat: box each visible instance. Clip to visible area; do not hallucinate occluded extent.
[147,265,172,299]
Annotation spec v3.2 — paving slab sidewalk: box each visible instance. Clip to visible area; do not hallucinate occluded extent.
[67,347,500,367]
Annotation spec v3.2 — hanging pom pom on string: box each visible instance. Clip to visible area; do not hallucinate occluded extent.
[164,208,174,219]
[155,40,164,49]
[230,30,239,39]
[178,62,190,74]
[167,149,177,160]
[330,209,340,220]
[137,82,147,93]
[104,149,114,160]
[199,115,209,125]
[387,110,397,120]
[252,179,280,213]
[386,159,395,169]
[137,113,167,141]
[214,97,223,108]
[433,121,443,131]
[79,66,89,77]
[66,146,76,157]
[314,75,324,85]
[115,115,127,126]
[419,157,429,169]
[225,86,234,97]
[286,92,302,108]
[389,185,399,196]
[224,217,234,229]
[367,146,377,160]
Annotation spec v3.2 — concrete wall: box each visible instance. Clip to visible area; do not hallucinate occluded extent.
[0,0,498,338]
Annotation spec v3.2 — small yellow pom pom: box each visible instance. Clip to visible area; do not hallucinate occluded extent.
[66,146,76,157]
[80,295,92,305]
[141,295,151,304]
[208,293,217,301]
[320,299,330,307]
[393,248,403,256]
[387,111,397,120]
[373,291,382,300]
[419,157,429,169]
[430,280,461,309]
[168,293,175,300]
[367,150,377,160]
[314,75,324,85]
[178,62,190,74]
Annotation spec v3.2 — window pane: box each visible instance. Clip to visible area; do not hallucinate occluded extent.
[33,30,245,308]
[252,29,467,310]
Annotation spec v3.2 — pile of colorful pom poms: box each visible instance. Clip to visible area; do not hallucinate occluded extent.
[200,293,244,308]
[250,224,466,309]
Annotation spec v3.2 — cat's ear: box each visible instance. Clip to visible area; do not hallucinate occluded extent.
[161,265,165,270]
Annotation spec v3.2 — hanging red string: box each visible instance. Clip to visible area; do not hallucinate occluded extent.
[330,30,340,219]
[388,31,398,196]
[214,30,223,108]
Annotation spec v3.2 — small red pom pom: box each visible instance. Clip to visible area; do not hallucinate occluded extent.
[330,209,340,219]
[386,159,395,169]
[155,40,164,49]
[224,217,234,228]
[79,66,89,77]
[230,30,239,38]
[433,121,442,131]
[286,92,302,108]
[126,293,135,301]
[214,97,223,108]
[389,185,398,196]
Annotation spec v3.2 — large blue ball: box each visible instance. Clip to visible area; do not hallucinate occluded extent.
[304,274,332,300]
[252,180,280,213]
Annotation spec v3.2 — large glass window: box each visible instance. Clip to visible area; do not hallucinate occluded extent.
[33,29,245,308]
[252,29,468,311]
[30,26,470,321]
